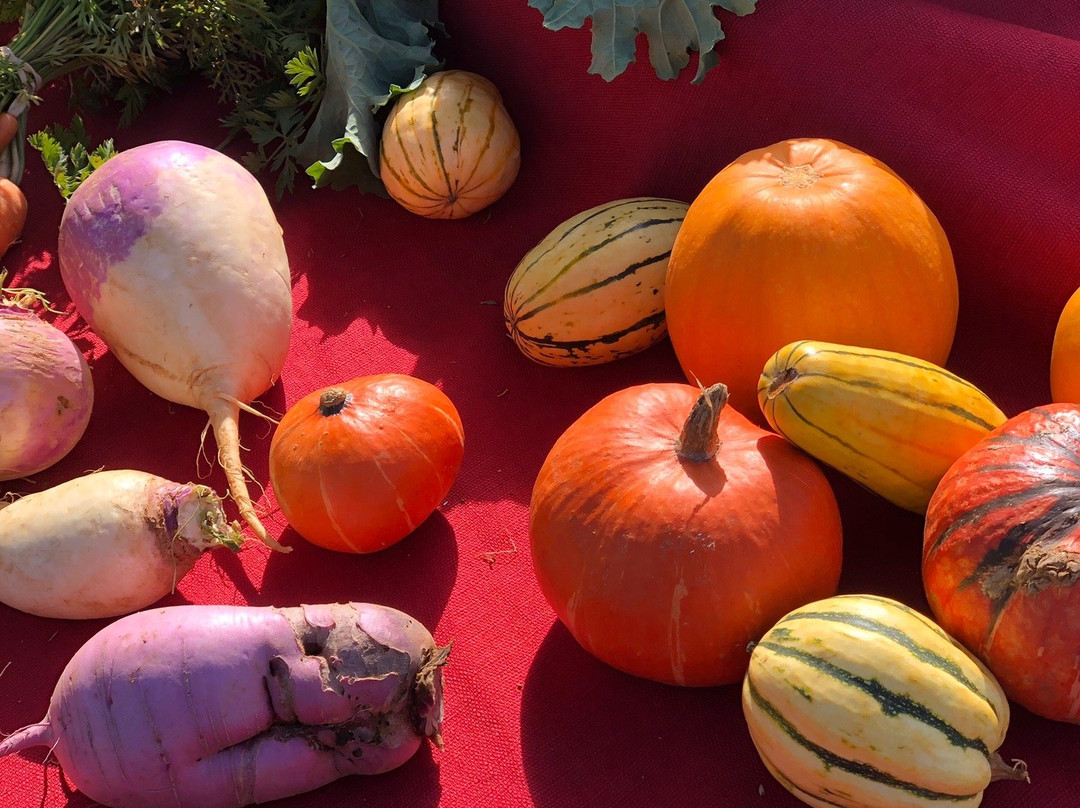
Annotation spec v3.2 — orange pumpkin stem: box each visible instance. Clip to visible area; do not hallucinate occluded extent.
[676,383,728,462]
[318,388,349,416]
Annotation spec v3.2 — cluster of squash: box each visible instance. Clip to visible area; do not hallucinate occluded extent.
[501,136,1080,808]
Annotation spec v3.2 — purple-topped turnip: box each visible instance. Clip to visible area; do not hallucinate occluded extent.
[58,140,293,550]
[0,300,93,481]
[0,469,242,619]
[0,602,450,808]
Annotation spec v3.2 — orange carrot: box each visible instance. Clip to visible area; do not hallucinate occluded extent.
[0,178,27,256]
[0,112,18,153]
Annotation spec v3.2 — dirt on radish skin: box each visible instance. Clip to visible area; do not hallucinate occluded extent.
[57,140,292,551]
[0,469,241,619]
[0,602,450,808]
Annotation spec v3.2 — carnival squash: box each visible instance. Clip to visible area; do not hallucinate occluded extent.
[744,594,1028,808]
[759,340,1006,513]
[665,138,958,418]
[529,382,843,686]
[924,404,1080,723]
[504,197,688,366]
[269,375,465,553]
[379,70,520,220]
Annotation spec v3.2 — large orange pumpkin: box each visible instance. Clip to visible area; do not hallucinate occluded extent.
[379,70,520,220]
[269,375,465,553]
[529,382,843,686]
[664,138,958,418]
[1050,286,1080,403]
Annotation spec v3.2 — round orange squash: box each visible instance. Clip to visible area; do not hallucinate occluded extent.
[379,70,521,220]
[1050,286,1080,403]
[269,375,465,553]
[529,382,843,686]
[664,138,958,418]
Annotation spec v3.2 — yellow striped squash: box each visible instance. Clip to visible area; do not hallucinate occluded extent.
[758,340,1007,513]
[503,197,689,366]
[379,70,520,219]
[743,594,1029,808]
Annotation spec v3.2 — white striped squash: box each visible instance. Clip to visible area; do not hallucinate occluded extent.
[758,340,1007,513]
[379,70,520,219]
[503,197,688,366]
[743,594,1028,808]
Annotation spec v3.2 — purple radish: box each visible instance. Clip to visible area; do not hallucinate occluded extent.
[0,602,450,808]
[0,469,242,619]
[58,141,293,550]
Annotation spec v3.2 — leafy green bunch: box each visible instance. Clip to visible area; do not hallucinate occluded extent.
[0,1,442,197]
[0,1,326,187]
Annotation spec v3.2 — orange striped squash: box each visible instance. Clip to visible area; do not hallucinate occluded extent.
[379,70,520,219]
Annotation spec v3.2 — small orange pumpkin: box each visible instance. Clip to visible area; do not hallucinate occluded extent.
[269,374,465,553]
[379,70,521,219]
[664,138,958,418]
[529,382,843,686]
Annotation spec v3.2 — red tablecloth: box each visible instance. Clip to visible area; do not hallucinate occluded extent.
[3,2,1080,807]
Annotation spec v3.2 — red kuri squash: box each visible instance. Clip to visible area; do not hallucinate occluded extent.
[529,382,844,686]
[269,375,465,553]
[924,404,1080,723]
[664,138,958,418]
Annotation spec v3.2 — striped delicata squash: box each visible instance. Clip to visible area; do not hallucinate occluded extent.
[758,340,1006,513]
[503,197,688,366]
[380,70,520,219]
[743,594,1029,808]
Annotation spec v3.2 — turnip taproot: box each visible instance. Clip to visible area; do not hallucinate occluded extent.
[0,469,241,618]
[0,602,449,808]
[57,140,293,550]
[0,301,93,481]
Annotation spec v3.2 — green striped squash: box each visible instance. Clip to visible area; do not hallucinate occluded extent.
[743,594,1028,808]
[758,340,1007,513]
[503,197,688,366]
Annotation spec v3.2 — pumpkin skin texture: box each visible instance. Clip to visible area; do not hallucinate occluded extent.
[665,138,958,418]
[744,594,1027,808]
[529,382,843,686]
[269,375,465,553]
[923,404,1080,723]
[379,70,520,220]
[1050,286,1080,402]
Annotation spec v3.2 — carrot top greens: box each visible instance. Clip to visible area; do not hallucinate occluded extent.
[0,1,441,197]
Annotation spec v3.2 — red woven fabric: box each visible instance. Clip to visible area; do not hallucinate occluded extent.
[3,2,1080,806]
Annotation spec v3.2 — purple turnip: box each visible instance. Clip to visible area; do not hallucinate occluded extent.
[0,602,449,808]
[0,302,93,481]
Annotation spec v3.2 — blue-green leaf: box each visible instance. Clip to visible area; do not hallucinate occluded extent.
[297,0,441,193]
[529,0,756,83]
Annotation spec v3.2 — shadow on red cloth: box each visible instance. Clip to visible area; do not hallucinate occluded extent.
[258,513,461,632]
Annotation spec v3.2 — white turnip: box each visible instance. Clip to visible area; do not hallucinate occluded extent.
[0,602,449,808]
[0,469,241,618]
[0,303,93,481]
[57,140,293,550]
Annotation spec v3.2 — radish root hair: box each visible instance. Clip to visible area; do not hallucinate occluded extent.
[206,394,289,553]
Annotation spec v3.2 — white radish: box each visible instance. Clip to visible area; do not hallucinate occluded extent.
[58,141,292,550]
[0,469,242,619]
